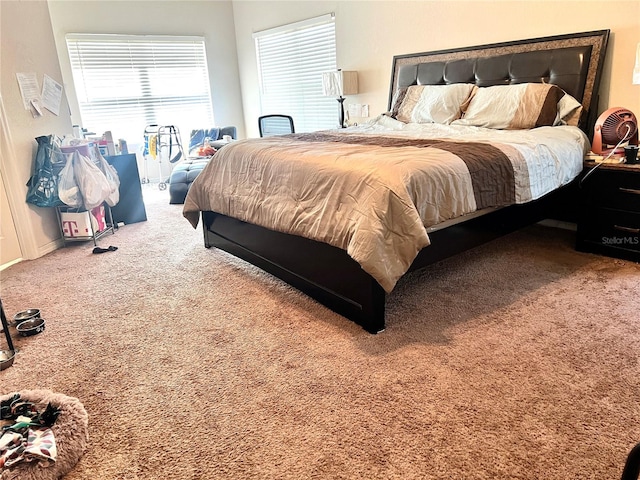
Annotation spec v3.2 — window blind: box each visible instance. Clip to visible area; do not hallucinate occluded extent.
[66,34,213,142]
[254,14,337,132]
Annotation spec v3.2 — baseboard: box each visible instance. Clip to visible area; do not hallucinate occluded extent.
[38,237,64,258]
[0,258,23,272]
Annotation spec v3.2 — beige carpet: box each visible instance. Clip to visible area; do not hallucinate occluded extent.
[1,185,639,479]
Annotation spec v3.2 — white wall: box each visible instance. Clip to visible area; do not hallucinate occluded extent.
[1,0,74,261]
[233,0,640,138]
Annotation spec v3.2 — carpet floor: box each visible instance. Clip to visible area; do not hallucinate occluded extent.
[1,185,639,479]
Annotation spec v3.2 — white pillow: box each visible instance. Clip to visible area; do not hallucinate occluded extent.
[452,83,566,129]
[555,93,583,126]
[395,84,476,124]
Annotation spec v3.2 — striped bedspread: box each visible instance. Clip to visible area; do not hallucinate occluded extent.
[184,118,588,292]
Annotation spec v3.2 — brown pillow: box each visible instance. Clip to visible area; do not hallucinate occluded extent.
[389,87,408,118]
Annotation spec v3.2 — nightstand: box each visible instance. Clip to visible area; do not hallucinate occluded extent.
[576,160,640,262]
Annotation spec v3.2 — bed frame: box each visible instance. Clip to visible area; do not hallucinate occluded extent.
[201,30,610,333]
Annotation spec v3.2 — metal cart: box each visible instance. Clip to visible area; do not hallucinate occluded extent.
[55,204,115,247]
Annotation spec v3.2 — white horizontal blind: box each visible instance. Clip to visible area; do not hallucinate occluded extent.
[66,34,213,142]
[254,14,337,132]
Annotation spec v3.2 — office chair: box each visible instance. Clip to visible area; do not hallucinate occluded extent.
[258,115,295,137]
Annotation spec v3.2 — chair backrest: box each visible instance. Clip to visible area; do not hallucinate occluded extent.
[189,128,221,150]
[258,115,295,137]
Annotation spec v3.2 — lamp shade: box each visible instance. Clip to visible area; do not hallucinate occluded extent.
[634,43,640,85]
[322,70,358,96]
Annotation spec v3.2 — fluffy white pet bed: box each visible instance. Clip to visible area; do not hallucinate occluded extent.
[1,390,88,480]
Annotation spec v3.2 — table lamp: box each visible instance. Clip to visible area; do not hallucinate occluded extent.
[322,70,358,128]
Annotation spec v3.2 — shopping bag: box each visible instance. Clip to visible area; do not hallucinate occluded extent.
[26,135,64,208]
[58,152,83,208]
[60,211,92,238]
[72,151,111,210]
[95,147,120,207]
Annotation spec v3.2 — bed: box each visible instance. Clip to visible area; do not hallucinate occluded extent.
[183,30,609,333]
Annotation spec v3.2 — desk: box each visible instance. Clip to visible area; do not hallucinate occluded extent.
[105,154,147,224]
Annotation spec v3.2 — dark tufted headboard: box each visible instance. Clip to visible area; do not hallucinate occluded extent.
[388,30,609,136]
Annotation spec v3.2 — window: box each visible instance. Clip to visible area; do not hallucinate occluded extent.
[254,13,337,132]
[66,34,213,143]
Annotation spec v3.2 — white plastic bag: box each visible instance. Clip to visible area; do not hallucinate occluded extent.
[73,151,111,210]
[95,148,120,206]
[57,152,83,207]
